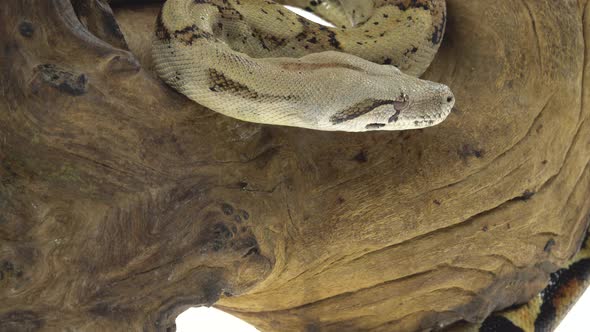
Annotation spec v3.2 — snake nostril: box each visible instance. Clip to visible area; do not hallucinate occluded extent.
[446,96,454,103]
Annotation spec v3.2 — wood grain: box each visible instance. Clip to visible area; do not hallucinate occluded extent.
[1,0,589,331]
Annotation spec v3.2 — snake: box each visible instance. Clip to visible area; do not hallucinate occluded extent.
[451,226,590,332]
[148,1,590,331]
[151,0,455,132]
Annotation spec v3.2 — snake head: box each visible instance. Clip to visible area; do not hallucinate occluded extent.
[326,71,455,132]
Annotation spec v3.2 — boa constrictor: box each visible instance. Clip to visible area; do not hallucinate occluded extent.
[152,0,454,132]
[452,227,590,332]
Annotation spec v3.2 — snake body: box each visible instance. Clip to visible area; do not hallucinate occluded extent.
[455,228,590,332]
[152,0,454,132]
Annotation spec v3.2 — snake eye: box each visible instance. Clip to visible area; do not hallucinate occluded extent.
[393,93,409,111]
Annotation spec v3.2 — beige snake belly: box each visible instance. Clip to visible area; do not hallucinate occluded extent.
[152,0,454,132]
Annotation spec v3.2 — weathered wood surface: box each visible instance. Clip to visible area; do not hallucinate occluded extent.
[1,0,590,331]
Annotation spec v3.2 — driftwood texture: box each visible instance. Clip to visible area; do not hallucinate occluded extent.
[1,0,590,331]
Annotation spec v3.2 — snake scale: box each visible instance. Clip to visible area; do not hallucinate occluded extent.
[150,0,590,331]
[152,0,454,131]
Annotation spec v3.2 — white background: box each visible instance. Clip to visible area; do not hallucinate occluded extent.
[177,7,589,332]
[177,287,590,331]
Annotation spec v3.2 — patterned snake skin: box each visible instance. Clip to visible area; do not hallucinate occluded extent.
[450,227,590,332]
[152,0,455,131]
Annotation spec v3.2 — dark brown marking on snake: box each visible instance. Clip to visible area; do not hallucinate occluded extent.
[216,4,245,20]
[533,258,590,331]
[327,31,342,49]
[251,27,288,50]
[388,110,401,123]
[208,69,260,99]
[208,69,297,102]
[395,0,431,11]
[155,10,171,41]
[297,16,312,27]
[391,0,445,46]
[479,315,524,332]
[431,10,446,45]
[172,25,214,45]
[404,46,419,56]
[330,99,397,124]
[414,119,434,127]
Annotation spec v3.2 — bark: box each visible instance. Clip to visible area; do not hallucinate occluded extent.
[1,0,589,331]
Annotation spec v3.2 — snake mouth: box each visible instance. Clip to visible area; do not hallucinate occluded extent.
[387,110,402,124]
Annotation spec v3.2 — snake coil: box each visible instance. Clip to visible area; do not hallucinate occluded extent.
[152,0,454,132]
